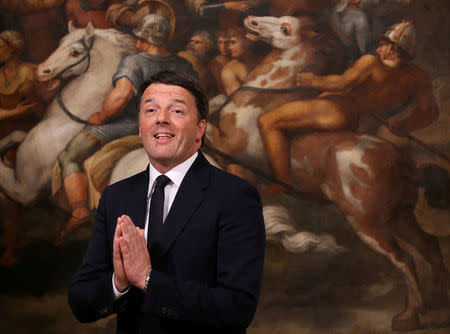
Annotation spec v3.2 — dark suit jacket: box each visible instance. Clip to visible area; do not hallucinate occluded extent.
[68,151,266,333]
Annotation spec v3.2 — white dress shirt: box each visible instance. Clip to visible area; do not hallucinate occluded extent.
[112,152,198,299]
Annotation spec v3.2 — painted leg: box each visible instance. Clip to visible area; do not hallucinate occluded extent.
[258,99,349,197]
[353,217,424,331]
[55,172,92,246]
[393,209,449,309]
[55,131,100,245]
[258,111,291,197]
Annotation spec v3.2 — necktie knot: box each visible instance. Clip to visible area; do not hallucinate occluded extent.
[155,175,171,190]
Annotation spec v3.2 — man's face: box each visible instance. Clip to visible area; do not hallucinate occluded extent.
[139,83,206,173]
[228,36,246,59]
[0,38,14,63]
[136,38,152,52]
[376,40,402,68]
[187,35,209,58]
[217,36,230,57]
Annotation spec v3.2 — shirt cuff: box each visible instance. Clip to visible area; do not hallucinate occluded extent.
[112,273,130,300]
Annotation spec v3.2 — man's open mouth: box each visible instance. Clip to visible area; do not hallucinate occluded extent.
[155,133,174,139]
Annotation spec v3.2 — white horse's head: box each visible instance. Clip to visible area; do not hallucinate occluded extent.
[36,22,95,90]
[36,22,136,91]
[243,16,318,50]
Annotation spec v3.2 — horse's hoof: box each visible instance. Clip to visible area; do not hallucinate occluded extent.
[392,309,421,331]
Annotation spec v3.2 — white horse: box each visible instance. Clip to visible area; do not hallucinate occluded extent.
[0,23,136,204]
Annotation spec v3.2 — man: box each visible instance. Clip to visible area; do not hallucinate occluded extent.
[209,29,230,95]
[258,21,439,196]
[68,70,266,333]
[56,14,197,245]
[221,26,258,96]
[178,30,217,98]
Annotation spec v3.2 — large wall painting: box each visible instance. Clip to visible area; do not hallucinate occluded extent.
[0,0,449,333]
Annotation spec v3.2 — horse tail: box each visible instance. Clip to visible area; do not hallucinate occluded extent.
[409,164,450,209]
[263,205,346,255]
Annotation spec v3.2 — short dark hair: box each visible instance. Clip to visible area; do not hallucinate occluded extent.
[138,70,208,145]
[138,70,208,121]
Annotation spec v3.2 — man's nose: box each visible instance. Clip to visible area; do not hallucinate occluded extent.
[156,109,170,123]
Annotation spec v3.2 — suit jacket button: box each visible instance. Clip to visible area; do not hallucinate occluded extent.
[161,306,168,315]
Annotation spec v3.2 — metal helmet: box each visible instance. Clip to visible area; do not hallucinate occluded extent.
[132,13,171,45]
[138,0,176,39]
[382,21,416,57]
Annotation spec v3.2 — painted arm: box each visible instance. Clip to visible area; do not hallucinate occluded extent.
[389,76,440,136]
[0,102,36,120]
[296,54,376,92]
[193,1,252,17]
[221,61,248,96]
[88,78,134,125]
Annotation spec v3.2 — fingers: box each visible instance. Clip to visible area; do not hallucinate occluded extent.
[118,215,144,253]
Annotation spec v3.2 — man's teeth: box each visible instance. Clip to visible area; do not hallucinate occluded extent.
[155,134,173,138]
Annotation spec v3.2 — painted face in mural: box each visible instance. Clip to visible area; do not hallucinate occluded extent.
[136,38,152,52]
[0,38,15,63]
[228,36,247,59]
[217,36,230,58]
[139,83,206,173]
[376,40,402,68]
[188,35,210,58]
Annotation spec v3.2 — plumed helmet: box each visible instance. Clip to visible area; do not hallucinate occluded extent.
[132,13,171,45]
[382,21,416,57]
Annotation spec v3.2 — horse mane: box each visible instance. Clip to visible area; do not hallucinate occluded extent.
[94,29,137,55]
[59,27,137,56]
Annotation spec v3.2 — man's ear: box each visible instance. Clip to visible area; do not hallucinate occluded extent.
[197,119,207,141]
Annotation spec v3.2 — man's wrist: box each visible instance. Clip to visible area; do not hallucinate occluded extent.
[142,266,152,293]
[112,273,130,300]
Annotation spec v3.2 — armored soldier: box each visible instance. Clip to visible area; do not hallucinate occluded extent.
[56,14,197,244]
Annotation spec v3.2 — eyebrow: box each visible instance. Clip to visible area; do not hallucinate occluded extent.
[142,98,188,106]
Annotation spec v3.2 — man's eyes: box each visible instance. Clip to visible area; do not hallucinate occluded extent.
[144,108,184,114]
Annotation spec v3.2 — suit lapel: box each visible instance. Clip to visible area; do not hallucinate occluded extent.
[127,166,150,230]
[159,151,210,256]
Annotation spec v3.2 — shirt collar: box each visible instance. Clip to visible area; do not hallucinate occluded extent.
[147,151,198,197]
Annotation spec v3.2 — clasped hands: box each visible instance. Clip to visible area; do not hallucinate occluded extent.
[113,215,151,293]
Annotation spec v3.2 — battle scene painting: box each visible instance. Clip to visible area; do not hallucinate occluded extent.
[0,0,449,333]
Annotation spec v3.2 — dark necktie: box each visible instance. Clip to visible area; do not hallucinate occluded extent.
[148,175,171,249]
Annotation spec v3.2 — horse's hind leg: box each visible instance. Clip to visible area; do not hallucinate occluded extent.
[392,208,448,309]
[350,216,424,331]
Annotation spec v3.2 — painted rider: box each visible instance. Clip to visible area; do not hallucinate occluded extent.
[258,21,439,197]
[56,13,197,244]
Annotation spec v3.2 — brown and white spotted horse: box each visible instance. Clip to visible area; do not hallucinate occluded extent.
[206,16,448,331]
